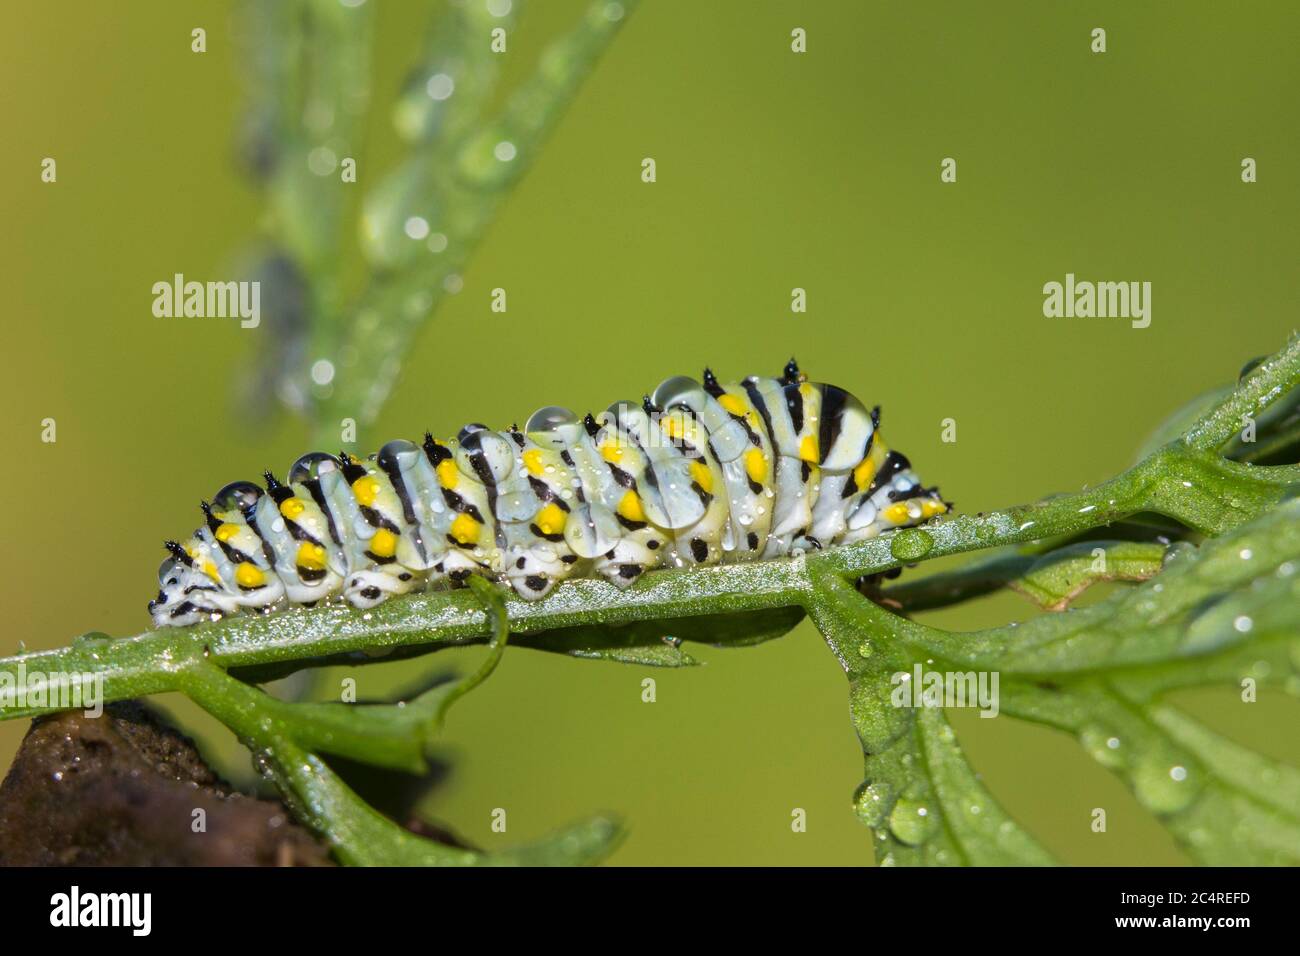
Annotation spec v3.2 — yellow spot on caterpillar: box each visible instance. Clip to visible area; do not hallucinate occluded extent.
[689,459,713,493]
[535,502,566,536]
[522,449,545,476]
[368,527,398,559]
[853,456,876,490]
[600,441,624,464]
[450,513,479,545]
[743,448,766,484]
[718,393,747,416]
[921,499,948,518]
[883,503,911,525]
[235,562,266,589]
[215,523,240,543]
[279,497,305,520]
[352,475,381,507]
[436,459,459,489]
[203,561,220,583]
[296,541,328,571]
[799,435,819,463]
[661,416,683,439]
[617,491,646,523]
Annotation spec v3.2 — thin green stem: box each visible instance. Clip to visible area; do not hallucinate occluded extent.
[1182,334,1300,452]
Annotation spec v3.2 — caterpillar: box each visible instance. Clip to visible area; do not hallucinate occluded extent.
[150,361,951,627]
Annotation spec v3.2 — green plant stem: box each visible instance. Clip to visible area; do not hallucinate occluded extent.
[167,573,611,865]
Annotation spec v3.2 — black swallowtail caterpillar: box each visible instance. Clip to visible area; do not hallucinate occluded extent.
[150,361,951,627]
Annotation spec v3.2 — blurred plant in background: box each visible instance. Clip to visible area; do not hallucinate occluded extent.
[231,0,635,449]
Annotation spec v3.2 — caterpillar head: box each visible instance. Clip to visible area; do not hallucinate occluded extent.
[149,543,223,628]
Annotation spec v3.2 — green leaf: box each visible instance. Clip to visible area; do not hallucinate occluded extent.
[999,685,1300,865]
[1007,540,1167,610]
[807,566,1056,866]
[882,499,1299,678]
[821,499,1300,865]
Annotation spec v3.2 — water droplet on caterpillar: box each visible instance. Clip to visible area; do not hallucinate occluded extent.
[526,406,580,449]
[213,480,263,513]
[605,399,641,422]
[377,439,420,474]
[651,375,702,411]
[157,557,181,585]
[289,452,340,483]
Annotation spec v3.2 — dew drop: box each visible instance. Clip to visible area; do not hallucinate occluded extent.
[853,781,891,828]
[888,798,937,846]
[310,358,335,386]
[890,528,934,561]
[425,73,454,100]
[1133,754,1200,814]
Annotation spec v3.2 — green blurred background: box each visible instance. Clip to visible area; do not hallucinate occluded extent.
[2,0,1297,865]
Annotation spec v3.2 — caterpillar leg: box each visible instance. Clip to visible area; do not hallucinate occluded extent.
[343,568,418,610]
[504,546,571,599]
[594,536,659,588]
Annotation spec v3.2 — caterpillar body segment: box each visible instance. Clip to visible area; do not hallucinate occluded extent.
[149,363,951,627]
